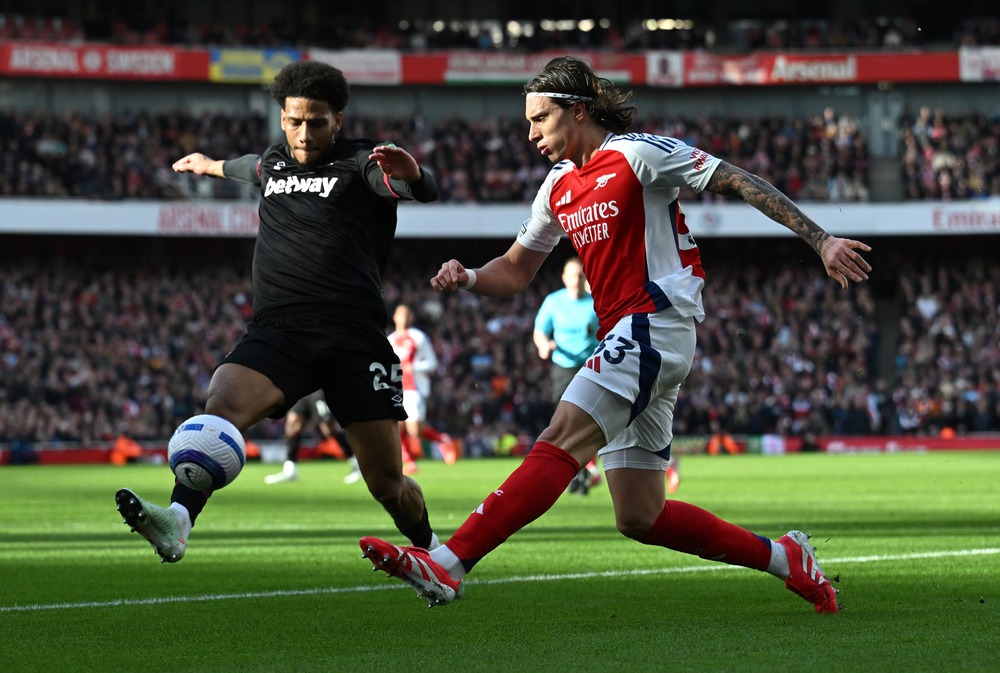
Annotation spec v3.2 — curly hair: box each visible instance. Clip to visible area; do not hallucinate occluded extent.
[270,61,350,112]
[523,56,637,134]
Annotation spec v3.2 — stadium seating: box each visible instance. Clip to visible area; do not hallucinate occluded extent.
[1,108,877,203]
[2,5,998,455]
[2,237,997,450]
[0,13,941,51]
[7,104,999,203]
[899,109,1000,200]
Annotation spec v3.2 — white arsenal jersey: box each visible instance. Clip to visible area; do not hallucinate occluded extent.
[517,132,719,338]
[387,326,438,397]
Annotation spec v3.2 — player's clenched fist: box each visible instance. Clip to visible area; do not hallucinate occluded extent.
[430,259,471,292]
[172,153,223,177]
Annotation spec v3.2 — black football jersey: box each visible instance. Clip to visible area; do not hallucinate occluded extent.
[223,139,439,319]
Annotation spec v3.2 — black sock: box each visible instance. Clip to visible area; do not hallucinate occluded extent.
[337,432,354,459]
[398,506,433,549]
[170,482,209,525]
[287,433,301,462]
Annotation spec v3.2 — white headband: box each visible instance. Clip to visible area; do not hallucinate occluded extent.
[526,91,592,102]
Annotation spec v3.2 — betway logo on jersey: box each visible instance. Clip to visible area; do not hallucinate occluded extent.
[771,55,857,82]
[264,175,339,198]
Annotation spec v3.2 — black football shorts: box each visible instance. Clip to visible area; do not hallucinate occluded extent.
[221,306,406,426]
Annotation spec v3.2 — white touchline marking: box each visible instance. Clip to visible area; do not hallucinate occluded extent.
[0,585,396,613]
[2,547,997,613]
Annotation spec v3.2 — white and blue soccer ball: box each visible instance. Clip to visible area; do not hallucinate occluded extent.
[168,414,246,491]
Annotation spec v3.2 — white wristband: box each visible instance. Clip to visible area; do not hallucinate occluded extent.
[460,268,478,290]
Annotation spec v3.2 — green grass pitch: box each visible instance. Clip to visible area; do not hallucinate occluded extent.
[1,451,998,672]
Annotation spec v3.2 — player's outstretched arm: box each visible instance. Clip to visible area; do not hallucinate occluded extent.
[431,242,549,296]
[172,153,225,178]
[705,161,872,289]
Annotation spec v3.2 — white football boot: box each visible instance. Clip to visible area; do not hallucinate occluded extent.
[116,488,189,563]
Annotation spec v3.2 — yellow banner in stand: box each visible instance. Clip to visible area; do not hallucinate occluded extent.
[209,49,303,84]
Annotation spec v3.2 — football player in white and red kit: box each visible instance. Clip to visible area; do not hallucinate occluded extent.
[362,56,871,613]
[387,303,458,472]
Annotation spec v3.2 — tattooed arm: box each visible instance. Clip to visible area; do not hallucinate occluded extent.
[705,161,872,289]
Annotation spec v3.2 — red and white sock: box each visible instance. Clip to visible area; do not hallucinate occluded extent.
[436,441,580,573]
[766,540,790,579]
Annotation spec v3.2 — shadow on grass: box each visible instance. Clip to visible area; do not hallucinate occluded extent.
[4,513,998,547]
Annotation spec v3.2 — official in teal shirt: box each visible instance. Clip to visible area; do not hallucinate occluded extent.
[533,257,600,402]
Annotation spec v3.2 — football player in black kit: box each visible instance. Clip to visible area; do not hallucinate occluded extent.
[115,61,444,564]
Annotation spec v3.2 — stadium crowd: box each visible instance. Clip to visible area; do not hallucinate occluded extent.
[2,5,998,451]
[9,105,1000,204]
[2,239,997,453]
[2,107,880,203]
[892,257,1000,435]
[900,107,1000,201]
[678,261,881,441]
[0,110,269,200]
[0,12,955,52]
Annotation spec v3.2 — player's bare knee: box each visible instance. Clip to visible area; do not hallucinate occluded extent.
[616,512,658,541]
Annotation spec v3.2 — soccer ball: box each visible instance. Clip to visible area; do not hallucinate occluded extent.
[168,414,246,491]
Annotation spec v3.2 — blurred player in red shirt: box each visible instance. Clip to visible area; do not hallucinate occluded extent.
[387,303,458,472]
